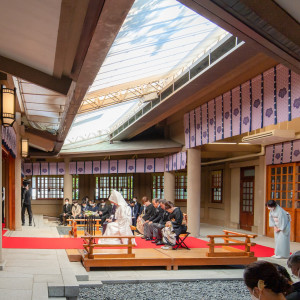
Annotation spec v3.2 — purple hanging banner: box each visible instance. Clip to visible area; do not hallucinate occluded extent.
[24,163,33,175]
[292,140,300,162]
[168,155,173,171]
[282,142,292,164]
[215,95,223,141]
[201,103,208,144]
[49,162,57,175]
[101,161,109,174]
[265,145,274,165]
[32,163,40,175]
[171,154,177,170]
[93,161,100,174]
[176,152,181,170]
[77,161,84,175]
[291,71,300,120]
[69,162,76,175]
[164,157,169,172]
[189,110,196,147]
[181,152,187,169]
[57,162,65,175]
[110,160,118,174]
[184,113,190,149]
[232,86,240,136]
[252,74,262,131]
[126,159,136,173]
[155,158,165,172]
[276,64,289,123]
[241,81,251,134]
[208,100,215,143]
[223,91,231,138]
[273,144,283,165]
[41,162,49,175]
[145,158,155,173]
[195,106,201,146]
[85,161,93,174]
[136,159,145,173]
[263,68,275,126]
[118,160,126,173]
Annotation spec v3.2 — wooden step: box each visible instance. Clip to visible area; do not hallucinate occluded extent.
[66,249,83,262]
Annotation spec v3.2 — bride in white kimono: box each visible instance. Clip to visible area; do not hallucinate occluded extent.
[267,200,290,258]
[98,190,135,245]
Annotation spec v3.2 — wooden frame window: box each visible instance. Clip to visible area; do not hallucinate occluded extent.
[175,173,187,202]
[72,175,79,200]
[95,175,133,201]
[31,176,64,200]
[211,170,223,203]
[152,174,164,199]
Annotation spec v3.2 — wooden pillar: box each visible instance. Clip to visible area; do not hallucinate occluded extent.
[64,158,73,203]
[0,128,3,267]
[8,156,15,230]
[164,171,175,202]
[14,122,22,230]
[187,148,201,237]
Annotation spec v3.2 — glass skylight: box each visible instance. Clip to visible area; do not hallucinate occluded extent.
[89,0,226,93]
[64,100,138,146]
[64,0,227,148]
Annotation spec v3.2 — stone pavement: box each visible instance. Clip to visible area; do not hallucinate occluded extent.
[0,215,299,300]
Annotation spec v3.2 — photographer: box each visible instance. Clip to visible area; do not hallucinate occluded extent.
[21,180,33,226]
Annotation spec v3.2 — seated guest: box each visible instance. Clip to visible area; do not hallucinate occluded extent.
[86,199,94,211]
[70,201,81,219]
[78,202,88,219]
[129,198,141,227]
[286,251,300,300]
[137,196,155,236]
[97,199,110,225]
[144,198,164,240]
[81,196,89,205]
[89,201,98,213]
[59,198,72,225]
[152,199,169,245]
[161,201,185,249]
[244,261,291,300]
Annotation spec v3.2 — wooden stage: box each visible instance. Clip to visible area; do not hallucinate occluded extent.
[67,247,257,271]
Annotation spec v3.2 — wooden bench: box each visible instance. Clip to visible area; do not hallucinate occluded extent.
[66,219,102,238]
[206,230,257,257]
[81,234,136,271]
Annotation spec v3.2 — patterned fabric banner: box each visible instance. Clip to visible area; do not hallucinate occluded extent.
[24,163,33,175]
[32,163,40,175]
[41,162,49,175]
[84,161,93,174]
[2,126,17,158]
[184,64,300,149]
[23,153,187,177]
[266,139,300,165]
[24,162,65,175]
[57,162,65,175]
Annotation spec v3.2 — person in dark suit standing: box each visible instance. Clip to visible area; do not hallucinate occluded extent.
[21,181,33,226]
[59,198,72,225]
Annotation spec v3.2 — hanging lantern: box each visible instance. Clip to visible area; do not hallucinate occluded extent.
[21,138,29,157]
[1,85,16,127]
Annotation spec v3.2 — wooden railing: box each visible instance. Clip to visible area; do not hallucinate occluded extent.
[66,219,102,238]
[206,230,257,257]
[82,234,135,259]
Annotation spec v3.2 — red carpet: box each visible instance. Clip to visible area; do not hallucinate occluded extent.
[1,231,275,257]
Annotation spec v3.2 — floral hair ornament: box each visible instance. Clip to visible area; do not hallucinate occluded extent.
[257,280,265,291]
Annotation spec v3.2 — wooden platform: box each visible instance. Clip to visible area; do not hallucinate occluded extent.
[67,246,257,271]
